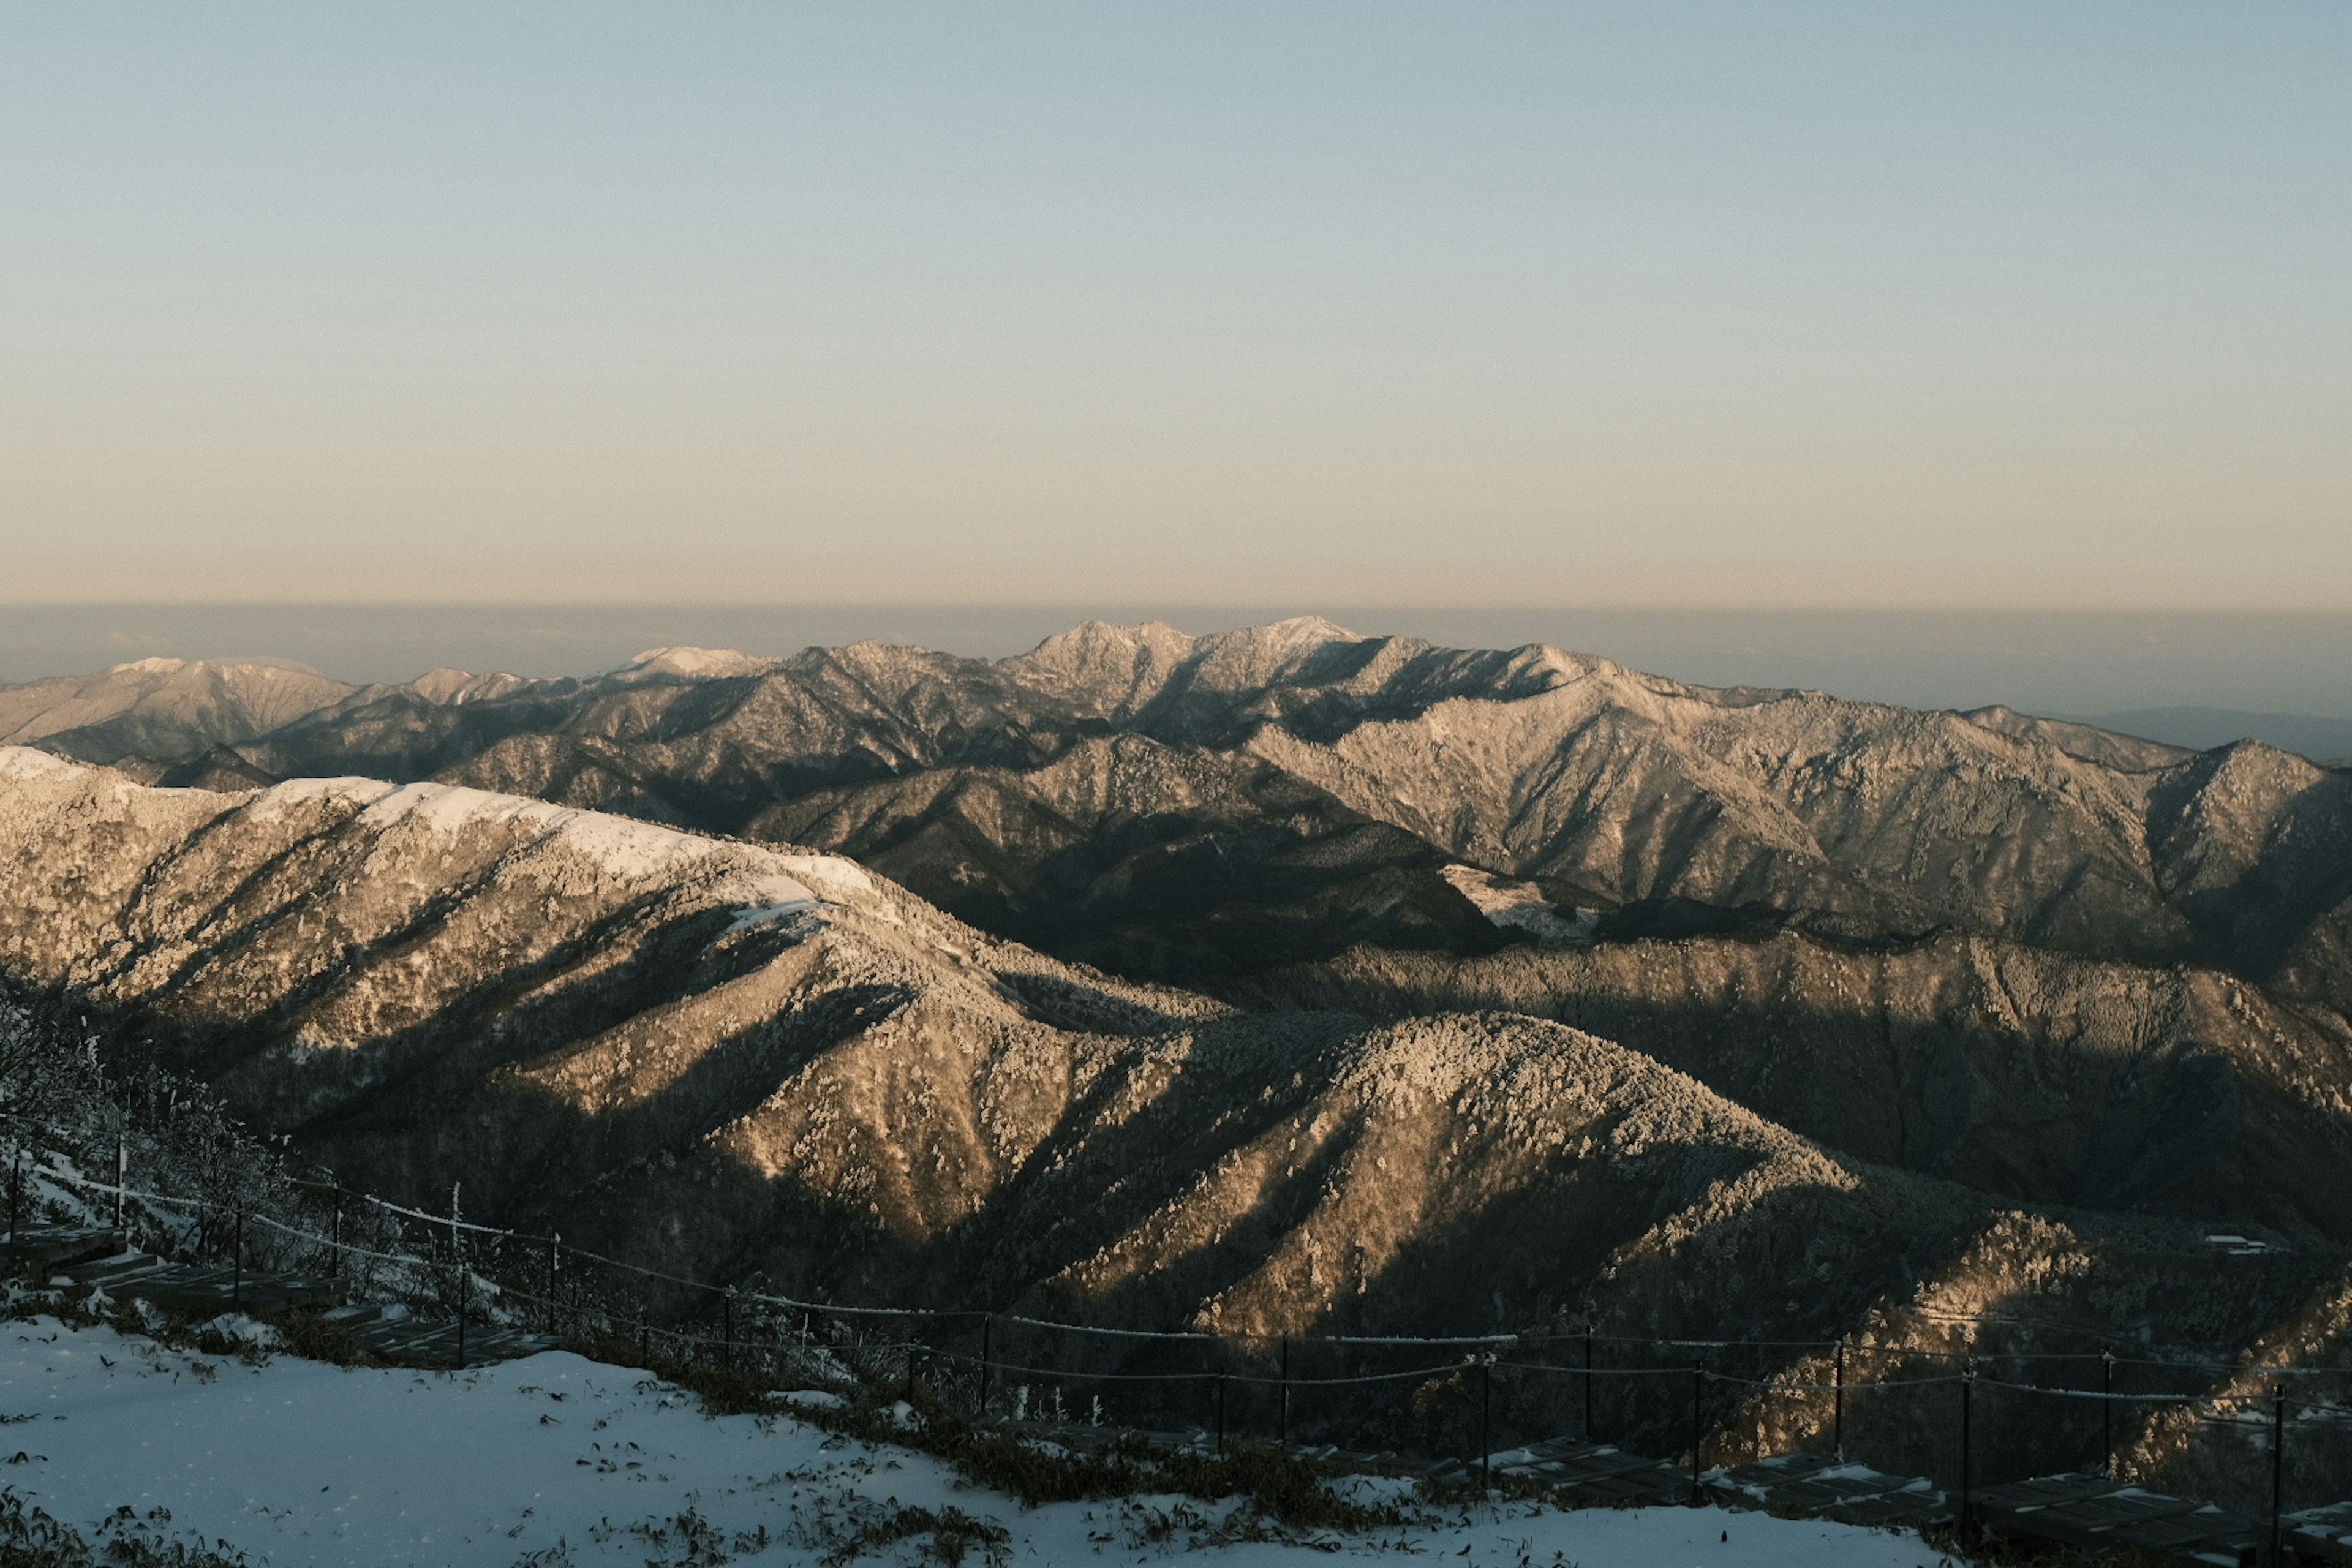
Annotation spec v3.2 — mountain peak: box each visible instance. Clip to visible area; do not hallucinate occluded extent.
[1181,616,1367,692]
[1002,620,1198,717]
[620,647,783,680]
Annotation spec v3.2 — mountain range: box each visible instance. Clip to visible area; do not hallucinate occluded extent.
[1,619,2348,1498]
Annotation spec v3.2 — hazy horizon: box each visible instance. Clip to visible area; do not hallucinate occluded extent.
[6,6,2348,609]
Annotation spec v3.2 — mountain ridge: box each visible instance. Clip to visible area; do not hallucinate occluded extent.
[10,620,2351,1012]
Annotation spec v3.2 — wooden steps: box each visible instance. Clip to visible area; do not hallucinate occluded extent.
[2289,1501,2352,1567]
[5,1223,553,1368]
[1706,1451,1953,1528]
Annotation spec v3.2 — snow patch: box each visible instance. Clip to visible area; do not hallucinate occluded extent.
[195,1313,285,1349]
[246,775,403,820]
[724,896,821,934]
[0,747,86,782]
[620,646,783,679]
[105,656,188,674]
[1440,865,1599,944]
[770,853,873,899]
[343,780,869,922]
[0,1315,1953,1568]
[776,1387,846,1411]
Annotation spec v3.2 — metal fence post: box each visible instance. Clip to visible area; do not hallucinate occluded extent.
[113,1134,126,1231]
[979,1316,993,1417]
[1691,1361,1704,1504]
[2101,1351,2115,1477]
[1215,1373,1227,1454]
[723,1289,736,1373]
[1480,1355,1494,1497]
[450,1183,465,1371]
[1583,1329,1594,1442]
[2271,1388,2286,1568]
[232,1205,244,1309]
[1959,1363,1975,1545]
[546,1235,561,1336]
[1278,1336,1291,1446]
[1833,1340,1845,1460]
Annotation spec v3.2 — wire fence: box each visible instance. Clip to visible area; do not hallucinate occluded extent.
[4,1116,2347,1517]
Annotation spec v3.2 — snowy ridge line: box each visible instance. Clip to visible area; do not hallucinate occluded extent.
[18,1147,2352,1380]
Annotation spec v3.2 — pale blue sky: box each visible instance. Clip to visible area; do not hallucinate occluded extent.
[2,4,2345,605]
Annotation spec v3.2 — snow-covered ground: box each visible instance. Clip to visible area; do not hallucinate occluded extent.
[0,1314,1956,1567]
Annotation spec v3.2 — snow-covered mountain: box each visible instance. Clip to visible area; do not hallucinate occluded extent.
[28,620,2347,1008]
[2,748,2346,1487]
[6,619,2352,1489]
[0,656,353,764]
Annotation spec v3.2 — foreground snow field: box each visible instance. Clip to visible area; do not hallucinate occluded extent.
[0,1316,1958,1567]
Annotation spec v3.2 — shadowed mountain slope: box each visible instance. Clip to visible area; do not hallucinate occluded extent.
[1232,929,2352,1244]
[3,750,2345,1480]
[0,753,2324,1336]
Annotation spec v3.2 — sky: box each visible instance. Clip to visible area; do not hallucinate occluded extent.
[1,3,2346,608]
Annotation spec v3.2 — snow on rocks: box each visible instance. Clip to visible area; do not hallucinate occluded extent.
[0,746,86,781]
[264,777,872,925]
[1438,865,1599,944]
[620,647,788,680]
[0,1314,1945,1567]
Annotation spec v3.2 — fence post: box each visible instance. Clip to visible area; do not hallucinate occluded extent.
[639,1308,650,1365]
[904,1338,918,1402]
[1215,1373,1227,1454]
[1278,1336,1291,1446]
[1480,1355,1494,1498]
[9,1144,21,1246]
[1959,1362,1975,1545]
[2101,1351,2114,1477]
[232,1205,244,1310]
[723,1290,736,1373]
[546,1235,560,1336]
[328,1188,342,1278]
[113,1134,125,1231]
[1582,1329,1594,1442]
[1691,1361,1704,1504]
[979,1316,993,1417]
[1833,1340,1845,1460]
[450,1183,465,1371]
[2271,1388,2286,1568]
